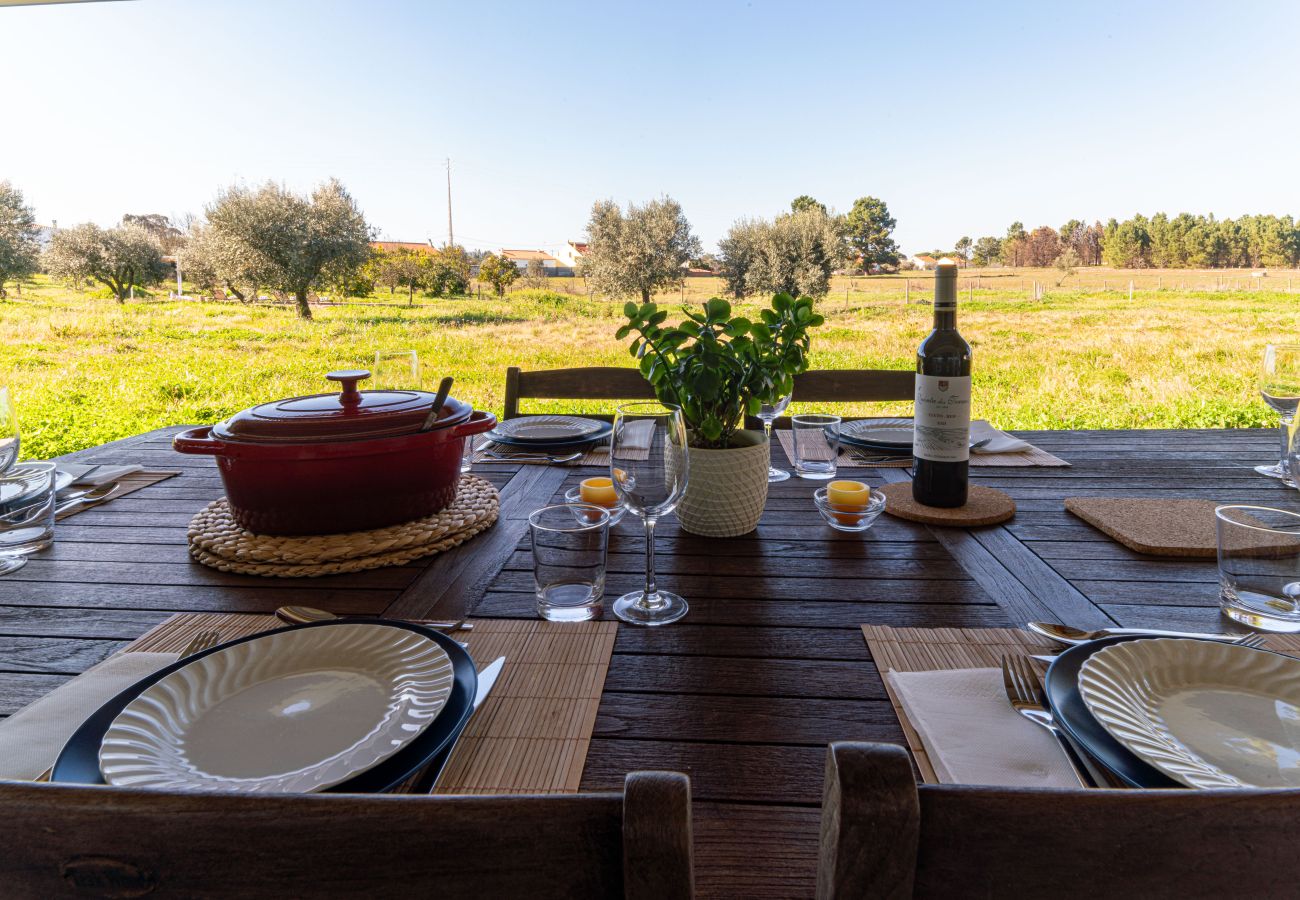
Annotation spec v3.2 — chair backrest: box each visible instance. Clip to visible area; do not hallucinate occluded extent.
[502,366,914,420]
[0,771,692,900]
[816,742,1300,899]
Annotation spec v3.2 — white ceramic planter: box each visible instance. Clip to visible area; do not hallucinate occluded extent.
[675,429,770,537]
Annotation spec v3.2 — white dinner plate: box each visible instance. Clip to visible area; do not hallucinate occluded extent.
[836,418,915,447]
[1078,638,1300,789]
[490,415,605,443]
[0,465,72,504]
[99,623,455,793]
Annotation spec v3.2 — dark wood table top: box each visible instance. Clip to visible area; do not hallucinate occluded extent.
[8,425,1298,898]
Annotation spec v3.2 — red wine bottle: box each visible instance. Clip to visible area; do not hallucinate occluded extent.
[912,260,971,507]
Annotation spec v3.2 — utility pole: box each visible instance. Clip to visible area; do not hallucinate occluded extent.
[445,157,454,248]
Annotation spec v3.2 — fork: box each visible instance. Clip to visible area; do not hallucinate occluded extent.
[1000,655,1094,787]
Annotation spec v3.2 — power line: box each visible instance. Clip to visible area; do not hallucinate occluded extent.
[445,157,454,248]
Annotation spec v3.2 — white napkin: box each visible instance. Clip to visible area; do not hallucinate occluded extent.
[886,667,1079,787]
[0,652,177,780]
[57,463,143,486]
[970,420,1031,455]
[615,419,656,451]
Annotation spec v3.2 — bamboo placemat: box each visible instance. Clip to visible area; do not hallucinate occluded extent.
[124,612,617,795]
[862,624,1300,784]
[56,470,181,520]
[775,431,1069,469]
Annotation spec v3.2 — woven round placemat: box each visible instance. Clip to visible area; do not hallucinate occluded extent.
[188,474,499,577]
[879,483,1015,527]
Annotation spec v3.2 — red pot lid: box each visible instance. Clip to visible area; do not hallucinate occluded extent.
[213,370,468,444]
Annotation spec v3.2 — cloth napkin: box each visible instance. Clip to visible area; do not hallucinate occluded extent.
[57,463,143,486]
[613,419,656,452]
[0,651,177,780]
[885,667,1078,787]
[969,420,1032,455]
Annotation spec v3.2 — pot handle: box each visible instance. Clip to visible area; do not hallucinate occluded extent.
[451,410,498,438]
[172,426,228,456]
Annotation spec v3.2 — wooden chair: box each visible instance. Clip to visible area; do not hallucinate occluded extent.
[816,742,1300,899]
[0,771,693,899]
[502,365,914,421]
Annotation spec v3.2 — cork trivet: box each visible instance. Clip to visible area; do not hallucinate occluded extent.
[879,482,1015,527]
[1064,497,1298,559]
[187,474,498,576]
[120,612,618,795]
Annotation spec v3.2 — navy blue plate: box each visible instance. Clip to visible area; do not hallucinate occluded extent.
[1044,635,1181,788]
[50,619,476,794]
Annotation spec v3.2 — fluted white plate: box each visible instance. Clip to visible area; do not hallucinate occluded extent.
[1079,638,1300,789]
[99,624,454,793]
[490,415,604,443]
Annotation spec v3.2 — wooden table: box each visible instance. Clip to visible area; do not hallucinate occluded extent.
[6,426,1298,898]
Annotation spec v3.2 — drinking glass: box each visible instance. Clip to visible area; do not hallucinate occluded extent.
[791,414,841,480]
[610,402,689,626]
[529,503,609,621]
[0,386,19,474]
[372,350,420,389]
[1255,344,1300,487]
[759,391,792,482]
[460,432,477,473]
[0,462,57,575]
[1216,505,1300,632]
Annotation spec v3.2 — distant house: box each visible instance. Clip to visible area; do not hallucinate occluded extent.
[34,225,56,251]
[554,241,588,269]
[910,254,939,270]
[370,240,436,254]
[501,249,571,276]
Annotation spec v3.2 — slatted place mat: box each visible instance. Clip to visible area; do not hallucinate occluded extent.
[475,440,614,467]
[863,624,1300,784]
[188,474,498,577]
[124,612,617,795]
[774,431,1069,469]
[55,469,181,521]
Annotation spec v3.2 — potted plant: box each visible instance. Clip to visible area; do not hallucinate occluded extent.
[617,293,824,536]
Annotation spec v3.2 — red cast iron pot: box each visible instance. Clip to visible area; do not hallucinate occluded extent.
[173,370,497,536]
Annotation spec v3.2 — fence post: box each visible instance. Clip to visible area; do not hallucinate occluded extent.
[1129,280,1133,301]
[905,279,910,304]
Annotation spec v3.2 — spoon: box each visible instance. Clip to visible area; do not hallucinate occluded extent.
[1027,621,1256,646]
[53,482,119,515]
[421,376,454,431]
[274,605,472,633]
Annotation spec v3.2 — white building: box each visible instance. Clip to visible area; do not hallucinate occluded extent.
[553,241,588,269]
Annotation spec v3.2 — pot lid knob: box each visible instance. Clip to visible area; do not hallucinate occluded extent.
[326,369,370,406]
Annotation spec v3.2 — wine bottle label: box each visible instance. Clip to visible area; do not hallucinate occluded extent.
[913,375,971,462]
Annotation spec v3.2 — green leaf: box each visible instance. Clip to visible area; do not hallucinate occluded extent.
[615,324,631,340]
[704,297,731,322]
[623,302,638,318]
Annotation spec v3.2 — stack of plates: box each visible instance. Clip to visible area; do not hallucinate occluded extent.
[1046,636,1300,788]
[51,621,477,793]
[484,415,611,451]
[832,418,915,452]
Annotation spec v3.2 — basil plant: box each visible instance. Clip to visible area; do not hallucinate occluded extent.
[616,293,824,450]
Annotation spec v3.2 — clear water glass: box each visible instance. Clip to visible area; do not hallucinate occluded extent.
[791,414,841,480]
[610,402,689,626]
[371,350,420,389]
[1255,344,1300,487]
[0,461,57,575]
[759,391,792,482]
[460,432,477,473]
[0,387,18,474]
[1216,505,1300,632]
[529,503,609,622]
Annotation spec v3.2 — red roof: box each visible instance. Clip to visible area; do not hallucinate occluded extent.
[370,241,435,253]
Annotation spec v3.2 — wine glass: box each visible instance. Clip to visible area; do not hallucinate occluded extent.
[759,391,792,482]
[371,350,420,389]
[0,386,19,474]
[610,402,689,626]
[1256,344,1300,487]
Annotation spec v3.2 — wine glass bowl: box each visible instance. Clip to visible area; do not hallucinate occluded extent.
[0,387,19,475]
[371,350,420,390]
[1256,344,1300,487]
[610,402,689,626]
[759,392,792,482]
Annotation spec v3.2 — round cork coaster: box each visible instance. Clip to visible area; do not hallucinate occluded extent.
[187,474,499,577]
[878,482,1015,527]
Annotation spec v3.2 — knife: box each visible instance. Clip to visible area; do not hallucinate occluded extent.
[418,656,506,793]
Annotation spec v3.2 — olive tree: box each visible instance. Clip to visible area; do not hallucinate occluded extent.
[204,179,372,319]
[180,223,261,301]
[0,181,42,297]
[44,222,167,302]
[477,252,517,296]
[719,207,845,298]
[581,196,701,302]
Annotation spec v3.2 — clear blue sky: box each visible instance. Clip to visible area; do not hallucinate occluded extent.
[5,0,1299,255]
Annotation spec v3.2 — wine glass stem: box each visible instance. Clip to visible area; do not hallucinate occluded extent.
[641,516,659,608]
[1278,415,1296,468]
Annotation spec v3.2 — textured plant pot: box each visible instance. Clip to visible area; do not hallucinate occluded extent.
[675,429,770,537]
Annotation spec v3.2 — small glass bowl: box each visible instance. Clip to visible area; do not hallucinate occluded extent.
[813,486,886,532]
[564,486,627,525]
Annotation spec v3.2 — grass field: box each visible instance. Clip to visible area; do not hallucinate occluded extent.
[3,271,1299,460]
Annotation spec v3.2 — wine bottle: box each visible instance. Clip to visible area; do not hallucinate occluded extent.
[912,260,971,507]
